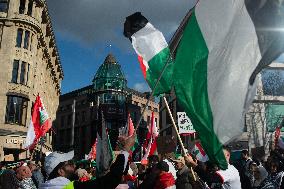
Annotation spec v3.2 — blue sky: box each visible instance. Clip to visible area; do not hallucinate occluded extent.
[47,0,284,94]
[46,0,196,94]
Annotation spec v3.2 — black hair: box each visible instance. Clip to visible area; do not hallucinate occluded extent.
[156,161,169,172]
[148,155,159,163]
[223,145,231,153]
[47,162,65,180]
[270,158,280,169]
[241,149,249,156]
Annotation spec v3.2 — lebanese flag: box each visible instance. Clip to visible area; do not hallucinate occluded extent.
[88,139,97,160]
[24,95,52,150]
[126,113,135,137]
[142,112,158,161]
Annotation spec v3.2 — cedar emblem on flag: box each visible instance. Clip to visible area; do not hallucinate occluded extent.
[24,95,52,150]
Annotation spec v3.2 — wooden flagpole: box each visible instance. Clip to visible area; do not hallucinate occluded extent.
[163,97,196,181]
[163,97,186,155]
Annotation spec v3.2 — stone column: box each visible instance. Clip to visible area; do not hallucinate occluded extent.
[7,0,19,18]
[0,145,4,161]
[24,0,29,15]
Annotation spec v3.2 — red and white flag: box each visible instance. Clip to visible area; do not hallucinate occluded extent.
[275,127,281,146]
[24,95,52,150]
[88,139,97,160]
[127,113,135,137]
[122,113,135,137]
[192,142,209,162]
[142,112,158,161]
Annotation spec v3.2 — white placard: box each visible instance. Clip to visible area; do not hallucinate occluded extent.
[177,112,195,134]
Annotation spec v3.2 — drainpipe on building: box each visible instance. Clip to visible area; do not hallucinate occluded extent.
[71,99,76,149]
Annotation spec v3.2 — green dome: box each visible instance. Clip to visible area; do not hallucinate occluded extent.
[93,54,127,91]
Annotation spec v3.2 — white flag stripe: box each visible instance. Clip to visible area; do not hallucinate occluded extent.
[196,0,261,143]
[131,23,168,62]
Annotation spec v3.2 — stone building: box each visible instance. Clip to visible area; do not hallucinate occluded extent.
[53,54,159,159]
[0,0,63,161]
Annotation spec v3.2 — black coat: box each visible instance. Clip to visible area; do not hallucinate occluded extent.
[73,153,126,189]
[176,166,193,189]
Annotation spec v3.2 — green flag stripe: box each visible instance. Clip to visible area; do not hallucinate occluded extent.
[173,11,227,169]
[146,47,174,96]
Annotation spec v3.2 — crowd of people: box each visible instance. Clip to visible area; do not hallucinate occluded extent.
[1,135,284,189]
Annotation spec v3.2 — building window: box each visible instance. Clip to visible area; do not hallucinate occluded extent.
[75,112,79,124]
[5,95,28,125]
[11,60,29,86]
[82,111,86,122]
[11,60,19,83]
[67,114,72,126]
[23,30,30,49]
[60,116,65,128]
[16,28,31,50]
[26,63,30,85]
[19,0,26,14]
[16,28,23,47]
[29,34,33,51]
[27,0,33,16]
[0,0,8,12]
[20,61,27,84]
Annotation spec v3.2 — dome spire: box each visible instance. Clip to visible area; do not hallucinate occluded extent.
[104,54,117,64]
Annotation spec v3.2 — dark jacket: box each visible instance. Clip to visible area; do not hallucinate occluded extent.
[0,169,19,189]
[31,169,45,188]
[73,153,127,189]
[176,165,193,189]
[139,165,160,189]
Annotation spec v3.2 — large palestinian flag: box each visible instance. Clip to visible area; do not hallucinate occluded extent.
[124,0,284,169]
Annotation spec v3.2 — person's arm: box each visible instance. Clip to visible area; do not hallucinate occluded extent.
[184,155,210,182]
[73,151,129,189]
[74,134,135,189]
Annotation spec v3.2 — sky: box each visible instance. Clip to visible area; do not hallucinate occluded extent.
[46,0,197,94]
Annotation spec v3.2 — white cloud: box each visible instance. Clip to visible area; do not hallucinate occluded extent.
[133,82,150,92]
[46,0,197,50]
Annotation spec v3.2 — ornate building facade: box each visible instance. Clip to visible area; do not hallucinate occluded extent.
[0,0,63,161]
[53,54,159,159]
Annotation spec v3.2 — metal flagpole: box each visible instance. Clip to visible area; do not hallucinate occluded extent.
[71,99,76,148]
